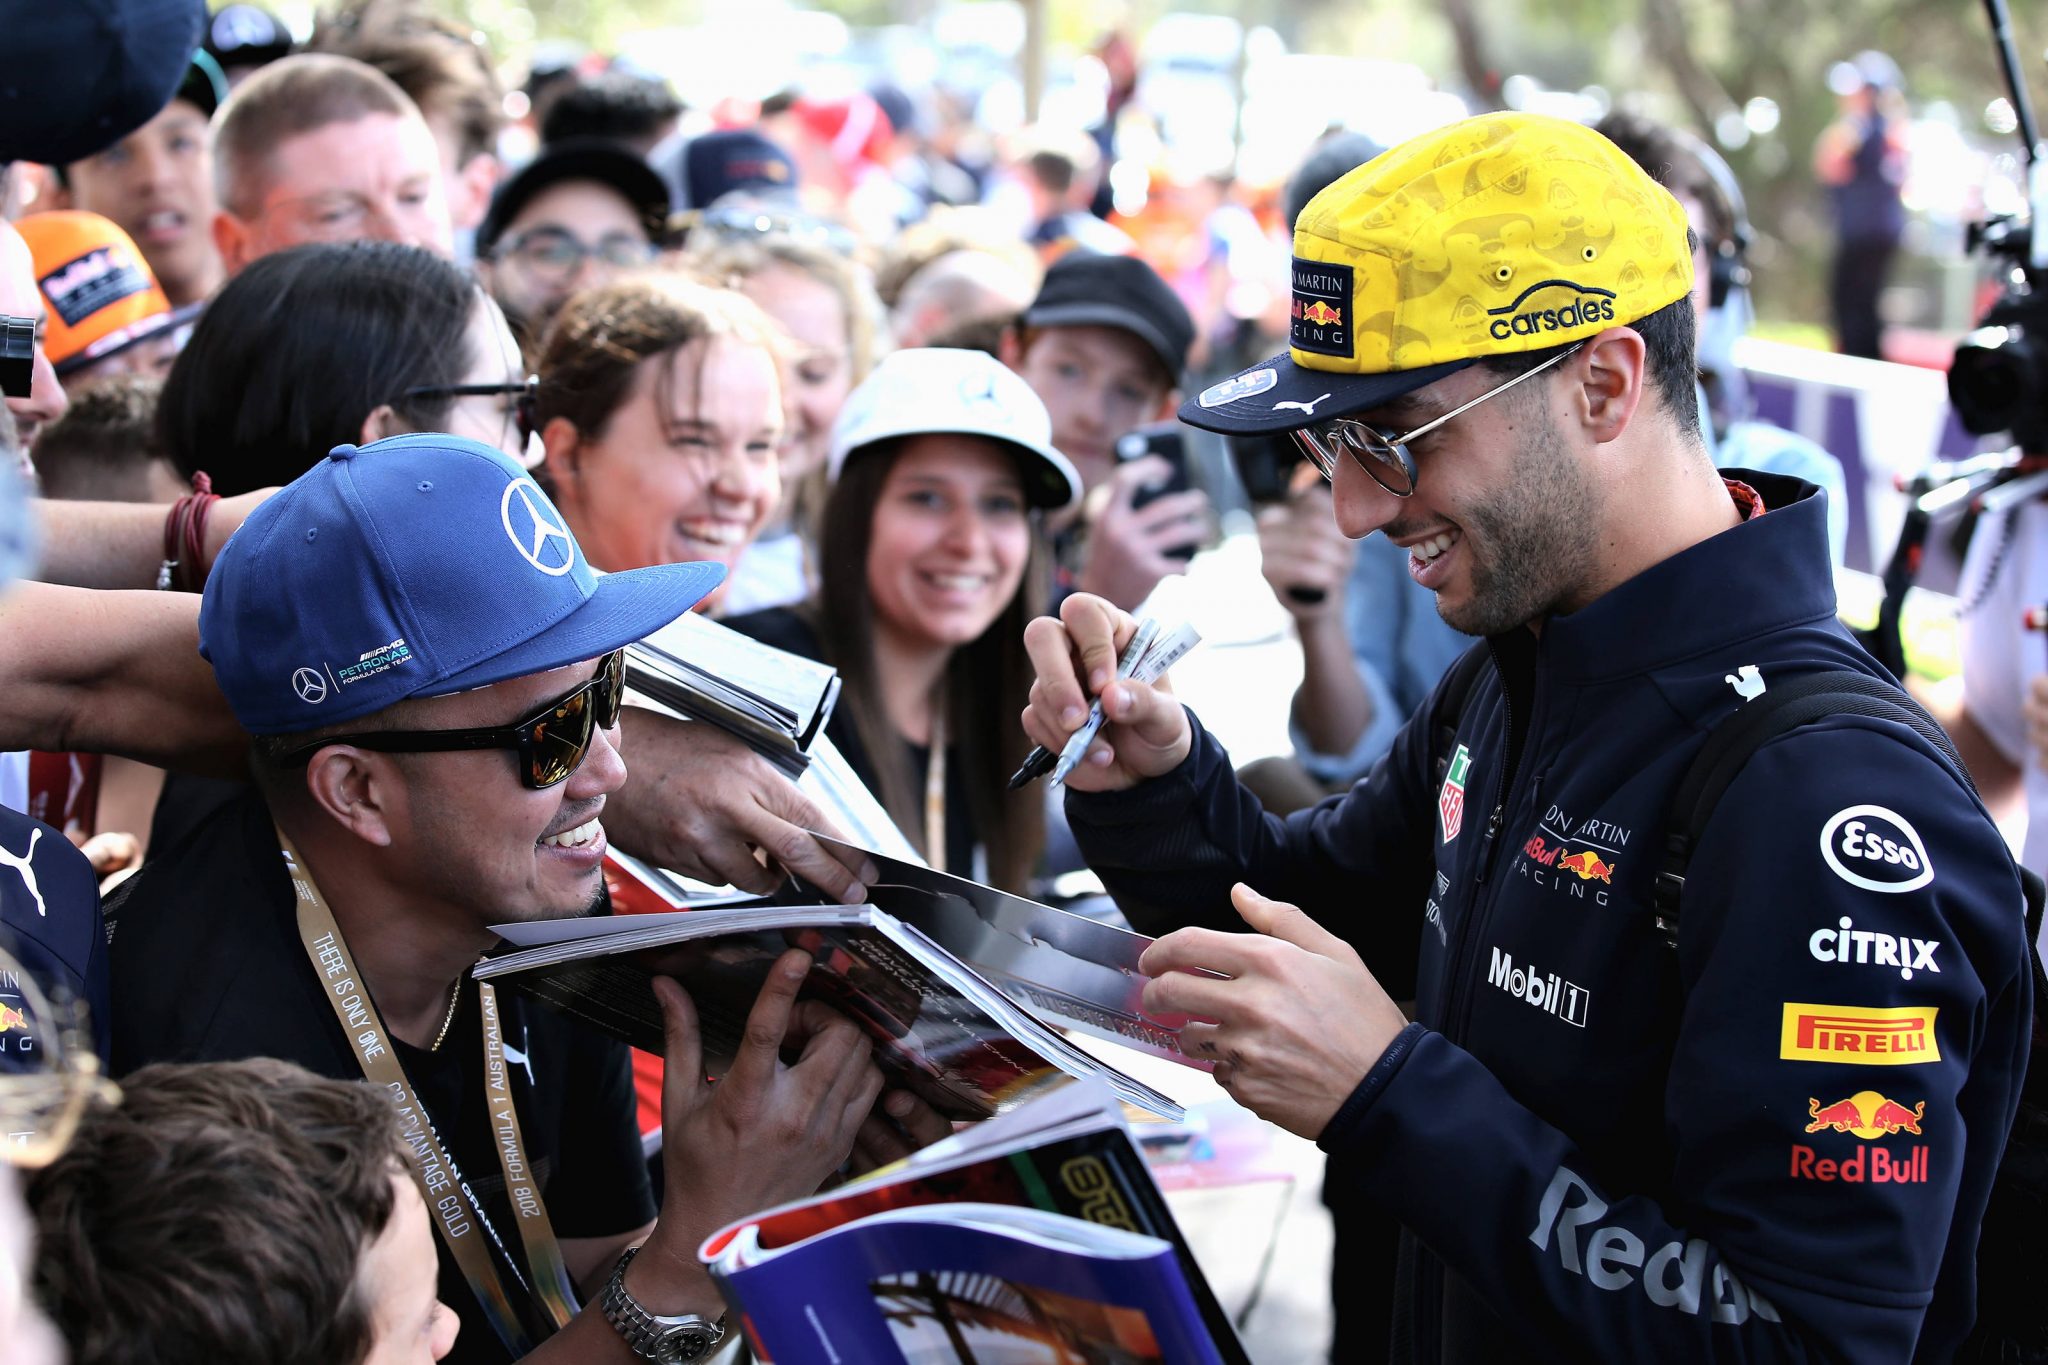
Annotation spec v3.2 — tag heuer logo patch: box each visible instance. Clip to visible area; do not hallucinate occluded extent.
[1439,744,1472,843]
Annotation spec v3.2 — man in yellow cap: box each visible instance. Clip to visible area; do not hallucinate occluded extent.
[17,211,200,389]
[1023,113,2033,1361]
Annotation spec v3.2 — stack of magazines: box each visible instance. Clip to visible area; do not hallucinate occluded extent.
[698,1081,1248,1364]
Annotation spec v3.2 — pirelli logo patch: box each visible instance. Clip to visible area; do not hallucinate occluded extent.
[1779,1003,1939,1066]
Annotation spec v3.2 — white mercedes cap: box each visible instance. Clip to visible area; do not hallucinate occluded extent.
[827,348,1083,512]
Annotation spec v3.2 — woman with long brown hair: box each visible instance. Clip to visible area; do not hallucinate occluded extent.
[726,348,1078,891]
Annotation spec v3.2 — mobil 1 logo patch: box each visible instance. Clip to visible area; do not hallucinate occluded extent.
[1820,805,1932,894]
[1290,257,1353,359]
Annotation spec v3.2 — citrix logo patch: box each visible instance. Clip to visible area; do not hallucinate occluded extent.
[1808,915,1940,981]
[1485,280,1617,340]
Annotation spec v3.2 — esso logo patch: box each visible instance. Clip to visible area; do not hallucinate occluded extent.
[1820,805,1933,894]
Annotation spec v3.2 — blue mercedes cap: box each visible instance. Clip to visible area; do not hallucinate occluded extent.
[199,433,725,735]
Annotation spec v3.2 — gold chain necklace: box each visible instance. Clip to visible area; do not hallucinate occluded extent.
[429,978,462,1052]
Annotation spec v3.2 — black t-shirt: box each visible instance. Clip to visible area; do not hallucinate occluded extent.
[724,605,976,875]
[104,787,654,1364]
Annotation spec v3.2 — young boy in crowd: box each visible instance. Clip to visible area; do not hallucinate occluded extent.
[1000,251,1205,611]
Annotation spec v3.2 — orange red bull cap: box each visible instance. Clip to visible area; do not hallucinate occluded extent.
[16,211,201,378]
[1182,112,1694,436]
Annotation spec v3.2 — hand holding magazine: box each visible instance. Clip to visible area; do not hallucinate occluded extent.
[699,1082,1247,1365]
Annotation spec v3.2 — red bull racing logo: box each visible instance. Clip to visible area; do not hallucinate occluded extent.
[1292,299,1343,327]
[1439,745,1472,843]
[1791,1091,1931,1184]
[0,1004,26,1032]
[1557,850,1615,883]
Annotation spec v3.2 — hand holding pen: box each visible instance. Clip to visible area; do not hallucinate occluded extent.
[1014,594,1203,793]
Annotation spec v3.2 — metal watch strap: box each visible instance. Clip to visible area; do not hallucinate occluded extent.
[600,1245,726,1363]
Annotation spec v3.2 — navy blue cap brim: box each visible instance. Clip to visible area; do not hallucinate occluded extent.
[427,559,725,697]
[1177,351,1475,436]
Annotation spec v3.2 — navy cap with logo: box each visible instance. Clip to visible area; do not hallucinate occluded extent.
[680,129,799,211]
[1,0,208,164]
[199,434,724,735]
[1021,252,1194,386]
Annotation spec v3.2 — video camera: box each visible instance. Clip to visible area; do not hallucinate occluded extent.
[1946,0,2048,454]
[0,316,31,400]
[1861,0,2045,676]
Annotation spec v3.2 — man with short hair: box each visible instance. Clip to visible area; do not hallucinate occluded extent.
[474,140,668,351]
[308,4,509,236]
[211,53,455,273]
[1025,113,2034,1361]
[28,1057,462,1365]
[1002,251,1204,611]
[51,55,227,310]
[107,433,904,1364]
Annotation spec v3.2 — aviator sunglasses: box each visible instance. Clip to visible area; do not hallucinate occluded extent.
[1290,342,1584,496]
[282,648,626,789]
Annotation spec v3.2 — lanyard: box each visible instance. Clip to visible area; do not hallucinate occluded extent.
[924,706,946,876]
[279,828,577,1350]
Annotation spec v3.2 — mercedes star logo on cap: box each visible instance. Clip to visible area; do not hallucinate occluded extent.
[292,667,329,704]
[501,479,576,577]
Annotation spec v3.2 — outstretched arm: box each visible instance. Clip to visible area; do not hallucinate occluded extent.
[0,583,245,775]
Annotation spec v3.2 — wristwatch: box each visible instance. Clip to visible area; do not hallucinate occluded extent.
[599,1245,726,1363]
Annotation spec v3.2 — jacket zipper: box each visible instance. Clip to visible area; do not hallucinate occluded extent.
[1423,647,1543,1363]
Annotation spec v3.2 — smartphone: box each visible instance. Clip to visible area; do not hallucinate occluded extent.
[1113,423,1199,561]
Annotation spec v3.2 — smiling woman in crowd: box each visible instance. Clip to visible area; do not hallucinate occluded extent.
[726,348,1078,891]
[685,232,887,613]
[532,273,786,615]
[158,240,533,495]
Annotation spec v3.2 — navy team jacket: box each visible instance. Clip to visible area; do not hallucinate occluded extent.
[1068,474,2033,1363]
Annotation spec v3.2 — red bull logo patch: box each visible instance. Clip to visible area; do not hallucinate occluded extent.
[1290,256,1354,360]
[0,1004,27,1032]
[1780,1002,1939,1066]
[1439,745,1472,843]
[1804,1091,1924,1137]
[1557,850,1614,883]
[1791,1091,1930,1184]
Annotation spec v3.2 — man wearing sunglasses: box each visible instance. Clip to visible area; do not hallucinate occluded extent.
[103,433,930,1365]
[1024,114,2033,1363]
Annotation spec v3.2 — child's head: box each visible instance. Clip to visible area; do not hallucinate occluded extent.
[31,374,184,503]
[1002,253,1192,489]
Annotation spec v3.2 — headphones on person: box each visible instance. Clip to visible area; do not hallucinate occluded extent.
[1667,127,1752,311]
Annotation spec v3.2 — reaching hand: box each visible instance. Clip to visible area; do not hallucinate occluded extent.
[642,953,885,1272]
[1256,481,1355,624]
[609,711,877,901]
[1076,457,1210,612]
[1020,593,1192,792]
[1139,883,1408,1139]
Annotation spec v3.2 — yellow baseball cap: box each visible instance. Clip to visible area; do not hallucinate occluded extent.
[16,211,198,378]
[1181,112,1693,435]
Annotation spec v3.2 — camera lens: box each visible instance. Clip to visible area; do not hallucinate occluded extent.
[0,316,32,401]
[1948,325,2040,437]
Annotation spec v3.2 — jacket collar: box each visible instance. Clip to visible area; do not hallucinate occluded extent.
[1525,472,1837,684]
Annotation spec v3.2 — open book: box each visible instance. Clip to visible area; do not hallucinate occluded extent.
[475,906,1185,1121]
[700,1082,1247,1365]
